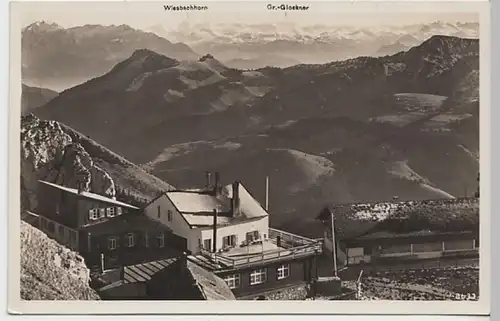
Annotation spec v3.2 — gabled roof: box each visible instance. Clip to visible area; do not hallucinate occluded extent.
[317,197,479,240]
[164,182,268,228]
[123,257,179,284]
[39,180,139,210]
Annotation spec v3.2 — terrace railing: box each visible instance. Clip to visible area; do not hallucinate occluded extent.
[200,228,323,270]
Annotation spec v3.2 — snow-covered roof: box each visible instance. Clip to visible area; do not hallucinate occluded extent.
[317,197,479,240]
[167,192,230,213]
[39,180,139,210]
[165,182,268,228]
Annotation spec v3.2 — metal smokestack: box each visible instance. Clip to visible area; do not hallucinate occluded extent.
[232,181,241,216]
[265,176,270,211]
[212,209,218,253]
[214,172,220,195]
[205,171,212,189]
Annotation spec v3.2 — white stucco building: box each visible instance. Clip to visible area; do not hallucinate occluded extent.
[144,177,269,255]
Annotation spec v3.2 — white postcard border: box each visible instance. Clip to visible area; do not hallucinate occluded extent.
[7,0,491,315]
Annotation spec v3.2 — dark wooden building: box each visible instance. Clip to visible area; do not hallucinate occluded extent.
[96,256,236,300]
[31,180,187,268]
[316,197,479,269]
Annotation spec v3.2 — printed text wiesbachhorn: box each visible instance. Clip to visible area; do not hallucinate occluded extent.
[163,4,209,11]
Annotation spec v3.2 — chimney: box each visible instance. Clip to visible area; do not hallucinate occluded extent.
[265,176,270,211]
[182,252,188,268]
[179,252,188,276]
[100,253,105,274]
[205,171,212,189]
[231,181,241,216]
[213,172,221,196]
[212,209,218,253]
[77,181,84,194]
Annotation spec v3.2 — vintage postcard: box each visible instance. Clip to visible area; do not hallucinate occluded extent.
[8,0,491,315]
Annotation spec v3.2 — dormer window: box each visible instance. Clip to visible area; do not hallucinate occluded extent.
[107,207,116,217]
[89,209,99,220]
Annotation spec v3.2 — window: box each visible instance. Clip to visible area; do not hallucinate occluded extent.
[106,207,116,217]
[116,207,122,215]
[89,209,99,220]
[246,231,260,242]
[144,232,149,248]
[69,230,78,248]
[126,233,135,247]
[157,206,161,218]
[99,208,106,218]
[55,203,60,214]
[47,221,55,233]
[157,232,165,248]
[250,268,267,285]
[223,235,237,248]
[203,239,212,251]
[277,264,290,280]
[167,210,172,221]
[108,237,117,250]
[223,274,241,289]
[40,217,47,230]
[58,225,65,238]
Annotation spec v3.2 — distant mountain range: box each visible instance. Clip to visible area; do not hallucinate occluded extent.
[223,55,302,70]
[31,35,479,237]
[22,21,199,91]
[22,21,479,91]
[148,20,479,66]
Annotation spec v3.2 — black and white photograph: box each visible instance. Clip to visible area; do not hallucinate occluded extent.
[8,0,490,314]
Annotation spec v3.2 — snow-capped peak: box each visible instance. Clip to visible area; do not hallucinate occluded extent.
[24,20,63,32]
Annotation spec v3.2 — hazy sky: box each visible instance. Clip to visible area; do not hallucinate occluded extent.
[16,1,480,30]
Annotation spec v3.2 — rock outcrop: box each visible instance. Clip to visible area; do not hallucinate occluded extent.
[20,221,100,300]
[21,114,115,211]
[20,114,174,212]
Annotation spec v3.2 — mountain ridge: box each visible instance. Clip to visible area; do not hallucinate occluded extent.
[22,22,199,91]
[31,35,479,236]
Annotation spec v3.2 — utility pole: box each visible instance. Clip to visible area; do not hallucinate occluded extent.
[331,212,338,277]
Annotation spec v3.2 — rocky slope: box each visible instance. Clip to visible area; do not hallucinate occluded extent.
[20,221,100,300]
[32,35,479,235]
[21,84,58,114]
[20,114,174,212]
[22,21,199,91]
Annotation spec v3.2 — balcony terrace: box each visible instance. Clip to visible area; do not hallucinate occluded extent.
[189,228,323,272]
